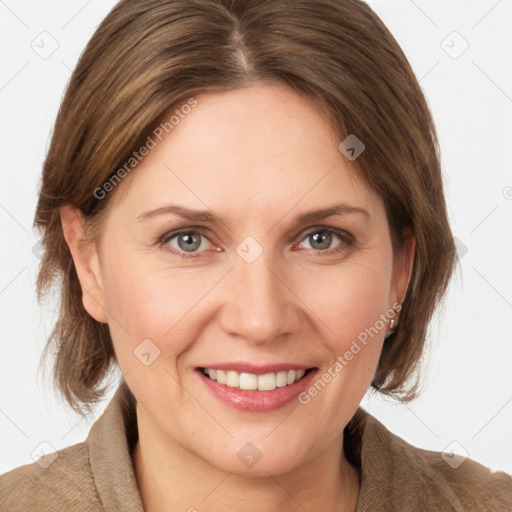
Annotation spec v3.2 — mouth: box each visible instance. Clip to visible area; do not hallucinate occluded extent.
[195,365,318,412]
[198,367,315,391]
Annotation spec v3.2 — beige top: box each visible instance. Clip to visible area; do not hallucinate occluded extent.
[1,381,511,511]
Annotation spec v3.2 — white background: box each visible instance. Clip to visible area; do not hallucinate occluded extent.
[1,0,511,475]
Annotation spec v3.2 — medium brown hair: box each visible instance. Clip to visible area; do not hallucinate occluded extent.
[35,0,456,413]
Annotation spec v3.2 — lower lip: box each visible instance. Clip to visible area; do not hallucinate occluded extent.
[197,369,318,412]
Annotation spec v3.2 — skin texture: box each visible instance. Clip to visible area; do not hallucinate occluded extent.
[61,82,414,511]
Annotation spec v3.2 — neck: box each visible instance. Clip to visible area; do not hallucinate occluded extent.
[133,406,360,512]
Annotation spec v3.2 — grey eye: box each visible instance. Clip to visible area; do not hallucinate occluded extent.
[300,230,345,251]
[166,231,211,253]
[308,231,333,250]
[177,232,202,252]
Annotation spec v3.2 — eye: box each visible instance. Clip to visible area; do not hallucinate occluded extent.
[159,226,352,257]
[297,228,352,253]
[161,229,214,255]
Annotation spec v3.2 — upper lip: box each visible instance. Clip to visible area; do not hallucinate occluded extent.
[197,363,316,375]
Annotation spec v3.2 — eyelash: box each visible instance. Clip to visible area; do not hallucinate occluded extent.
[158,226,354,258]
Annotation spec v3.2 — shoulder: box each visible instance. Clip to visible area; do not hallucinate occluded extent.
[358,409,512,511]
[414,443,512,509]
[0,441,103,512]
[0,382,143,512]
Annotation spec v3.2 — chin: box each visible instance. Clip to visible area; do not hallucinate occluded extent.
[194,434,312,477]
[210,452,304,478]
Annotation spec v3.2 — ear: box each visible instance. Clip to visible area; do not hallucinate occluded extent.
[391,229,415,307]
[60,205,108,323]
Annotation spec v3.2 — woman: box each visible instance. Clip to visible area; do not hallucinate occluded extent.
[1,0,511,510]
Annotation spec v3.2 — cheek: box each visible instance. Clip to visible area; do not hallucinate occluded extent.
[293,256,392,405]
[299,257,393,348]
[290,263,391,424]
[100,251,224,356]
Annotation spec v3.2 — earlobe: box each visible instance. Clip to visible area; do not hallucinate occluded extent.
[60,206,108,323]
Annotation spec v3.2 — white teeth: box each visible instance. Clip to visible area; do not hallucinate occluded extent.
[226,371,239,388]
[216,369,226,385]
[258,373,276,391]
[239,372,258,390]
[275,371,288,387]
[202,368,309,391]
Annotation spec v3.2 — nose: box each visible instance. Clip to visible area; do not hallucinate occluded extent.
[218,250,302,346]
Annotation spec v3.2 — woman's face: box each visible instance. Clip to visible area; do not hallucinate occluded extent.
[76,83,411,475]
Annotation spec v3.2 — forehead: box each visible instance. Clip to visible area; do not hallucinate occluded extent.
[107,83,381,223]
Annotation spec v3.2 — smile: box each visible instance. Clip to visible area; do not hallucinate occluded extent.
[196,365,318,412]
[200,368,311,391]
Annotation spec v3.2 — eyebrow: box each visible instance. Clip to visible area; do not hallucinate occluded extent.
[136,202,370,227]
